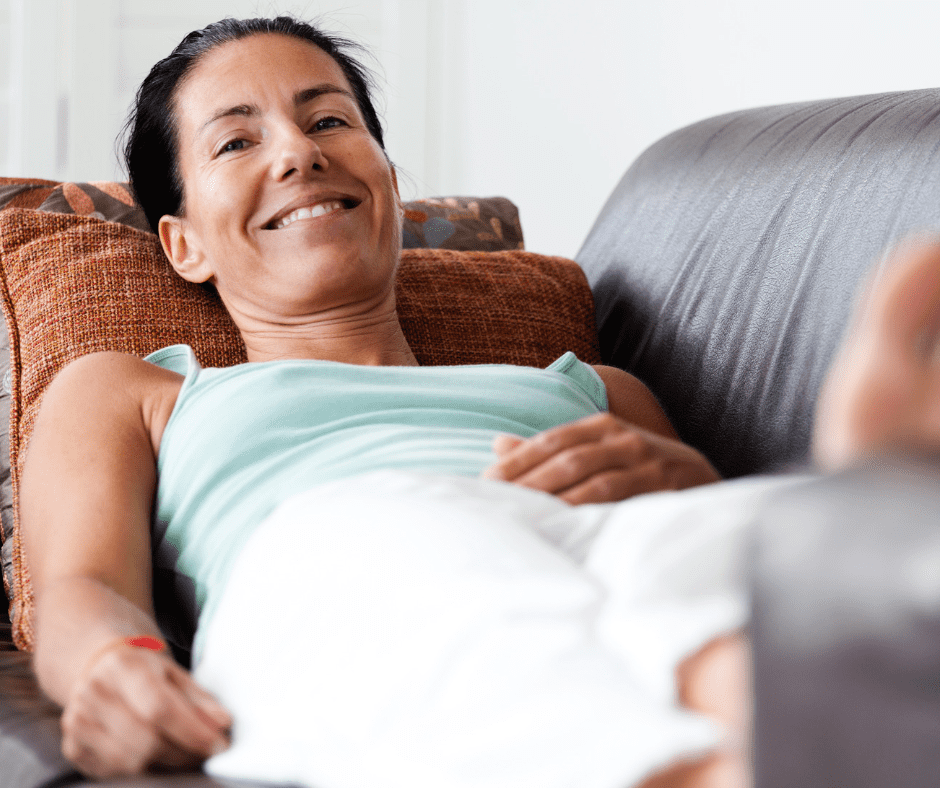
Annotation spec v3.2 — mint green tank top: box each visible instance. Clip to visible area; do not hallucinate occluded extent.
[147,344,607,657]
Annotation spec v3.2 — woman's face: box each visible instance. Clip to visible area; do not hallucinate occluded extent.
[160,34,401,323]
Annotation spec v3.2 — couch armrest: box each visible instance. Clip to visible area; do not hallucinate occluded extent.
[751,456,940,787]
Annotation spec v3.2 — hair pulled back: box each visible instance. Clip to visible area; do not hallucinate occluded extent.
[123,16,385,234]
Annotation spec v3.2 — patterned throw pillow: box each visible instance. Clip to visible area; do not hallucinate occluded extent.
[401,196,523,251]
[0,178,60,212]
[0,208,598,651]
[34,181,152,232]
[0,179,525,251]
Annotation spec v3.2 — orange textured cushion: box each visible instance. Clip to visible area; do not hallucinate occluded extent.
[0,208,600,651]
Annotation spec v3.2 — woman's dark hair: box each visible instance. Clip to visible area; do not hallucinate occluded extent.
[123,16,385,234]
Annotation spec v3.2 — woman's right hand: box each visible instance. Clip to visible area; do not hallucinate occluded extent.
[60,642,231,778]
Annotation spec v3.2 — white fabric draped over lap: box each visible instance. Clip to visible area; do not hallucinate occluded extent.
[195,471,801,788]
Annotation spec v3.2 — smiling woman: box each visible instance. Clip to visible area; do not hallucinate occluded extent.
[16,14,779,788]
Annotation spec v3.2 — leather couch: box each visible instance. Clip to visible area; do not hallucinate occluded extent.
[577,86,940,787]
[4,87,940,787]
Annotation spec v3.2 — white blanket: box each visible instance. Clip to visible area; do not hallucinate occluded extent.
[195,470,801,788]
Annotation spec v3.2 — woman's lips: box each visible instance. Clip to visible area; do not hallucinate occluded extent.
[266,198,359,230]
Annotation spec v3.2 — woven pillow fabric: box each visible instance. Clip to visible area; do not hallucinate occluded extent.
[0,208,599,651]
[0,178,63,640]
[13,179,525,252]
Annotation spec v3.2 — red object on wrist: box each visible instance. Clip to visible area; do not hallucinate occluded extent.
[125,636,166,651]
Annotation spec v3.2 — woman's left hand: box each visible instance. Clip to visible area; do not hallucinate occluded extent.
[481,412,720,505]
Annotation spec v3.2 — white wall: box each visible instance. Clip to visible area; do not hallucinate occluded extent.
[2,0,388,183]
[4,0,940,257]
[0,2,9,168]
[445,0,940,257]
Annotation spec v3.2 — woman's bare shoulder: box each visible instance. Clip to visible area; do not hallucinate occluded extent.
[41,351,184,452]
[53,349,180,379]
[590,364,679,440]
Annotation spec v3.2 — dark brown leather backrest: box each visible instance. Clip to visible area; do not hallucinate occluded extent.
[578,88,940,477]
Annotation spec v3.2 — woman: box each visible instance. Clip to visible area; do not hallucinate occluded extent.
[18,15,940,788]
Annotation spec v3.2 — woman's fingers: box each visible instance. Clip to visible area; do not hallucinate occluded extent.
[63,679,173,777]
[498,432,648,493]
[174,668,233,731]
[552,445,717,505]
[483,413,619,483]
[556,461,667,505]
[483,414,719,504]
[62,646,230,778]
[63,700,205,778]
[491,433,524,456]
[116,655,230,756]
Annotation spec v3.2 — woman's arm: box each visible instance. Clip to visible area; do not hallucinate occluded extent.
[482,365,720,504]
[20,352,230,776]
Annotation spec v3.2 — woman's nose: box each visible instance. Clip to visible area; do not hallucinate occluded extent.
[272,125,328,180]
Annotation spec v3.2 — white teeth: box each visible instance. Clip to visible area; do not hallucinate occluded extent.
[272,200,344,229]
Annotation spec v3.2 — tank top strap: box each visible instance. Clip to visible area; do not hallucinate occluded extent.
[545,351,608,412]
[146,344,203,395]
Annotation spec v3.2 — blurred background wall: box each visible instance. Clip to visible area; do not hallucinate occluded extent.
[2,0,940,257]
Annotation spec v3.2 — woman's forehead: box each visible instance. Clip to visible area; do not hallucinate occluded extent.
[174,34,352,131]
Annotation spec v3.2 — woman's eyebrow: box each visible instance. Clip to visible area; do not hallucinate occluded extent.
[199,103,259,137]
[294,84,355,106]
[198,84,354,137]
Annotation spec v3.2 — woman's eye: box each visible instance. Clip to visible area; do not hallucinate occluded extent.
[219,138,248,155]
[312,116,346,132]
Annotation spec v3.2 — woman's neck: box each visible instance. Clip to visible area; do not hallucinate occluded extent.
[239,309,419,366]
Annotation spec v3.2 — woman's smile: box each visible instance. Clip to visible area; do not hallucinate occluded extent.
[266,198,358,231]
[264,194,362,230]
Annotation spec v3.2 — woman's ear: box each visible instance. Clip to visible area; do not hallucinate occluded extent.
[158,215,213,284]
